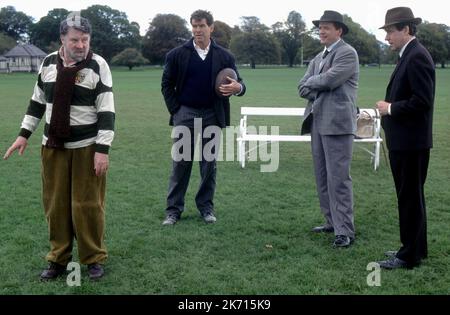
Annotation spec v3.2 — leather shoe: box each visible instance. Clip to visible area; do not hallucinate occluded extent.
[40,262,66,280]
[88,263,104,280]
[203,212,217,224]
[384,250,398,258]
[162,214,179,225]
[312,225,334,233]
[377,257,407,270]
[333,235,354,248]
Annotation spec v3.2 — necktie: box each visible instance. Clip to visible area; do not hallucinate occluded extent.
[319,50,329,71]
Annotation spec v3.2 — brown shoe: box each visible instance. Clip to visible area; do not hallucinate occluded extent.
[88,263,104,280]
[40,262,66,280]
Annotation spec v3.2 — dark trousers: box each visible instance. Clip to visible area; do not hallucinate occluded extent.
[166,106,220,217]
[389,149,430,266]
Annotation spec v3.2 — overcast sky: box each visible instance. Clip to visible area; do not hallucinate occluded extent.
[2,0,450,42]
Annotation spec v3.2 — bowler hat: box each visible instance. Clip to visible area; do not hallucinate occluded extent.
[379,7,422,29]
[313,10,349,35]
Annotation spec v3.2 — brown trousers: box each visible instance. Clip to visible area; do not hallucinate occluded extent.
[41,145,107,265]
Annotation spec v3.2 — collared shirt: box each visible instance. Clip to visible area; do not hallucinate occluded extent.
[319,39,341,68]
[399,36,416,58]
[194,41,211,60]
[323,38,342,56]
[388,37,416,115]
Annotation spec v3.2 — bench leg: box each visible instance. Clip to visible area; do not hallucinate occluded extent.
[238,139,246,168]
[238,117,247,168]
[374,141,380,171]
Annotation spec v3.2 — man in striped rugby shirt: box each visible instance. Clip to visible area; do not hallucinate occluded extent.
[3,13,114,281]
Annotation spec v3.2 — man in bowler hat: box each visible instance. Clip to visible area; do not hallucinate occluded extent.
[376,7,435,269]
[298,10,359,248]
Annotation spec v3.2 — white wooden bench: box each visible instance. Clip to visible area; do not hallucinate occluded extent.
[236,107,384,170]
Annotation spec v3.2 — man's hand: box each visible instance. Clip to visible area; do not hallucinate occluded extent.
[3,136,28,160]
[376,100,391,116]
[218,77,242,97]
[94,152,109,177]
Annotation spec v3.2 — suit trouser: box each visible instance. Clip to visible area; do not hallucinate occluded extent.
[166,106,220,217]
[311,123,355,238]
[41,145,107,266]
[389,149,429,266]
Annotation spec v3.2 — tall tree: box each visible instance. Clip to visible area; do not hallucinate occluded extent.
[142,14,190,65]
[230,31,281,68]
[0,6,33,41]
[0,32,16,54]
[379,41,397,65]
[29,8,69,53]
[300,34,322,63]
[231,25,242,37]
[239,16,269,33]
[81,5,141,62]
[212,20,232,48]
[342,15,379,65]
[125,22,142,49]
[417,22,449,68]
[272,11,306,67]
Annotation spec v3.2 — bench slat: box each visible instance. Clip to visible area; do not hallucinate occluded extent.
[238,135,312,142]
[238,135,383,142]
[241,107,379,117]
[241,107,305,116]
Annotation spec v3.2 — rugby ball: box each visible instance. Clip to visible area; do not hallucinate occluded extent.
[215,68,237,97]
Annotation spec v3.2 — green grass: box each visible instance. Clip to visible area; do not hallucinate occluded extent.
[0,66,449,294]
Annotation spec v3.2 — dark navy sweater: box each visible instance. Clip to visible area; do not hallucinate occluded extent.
[178,49,214,109]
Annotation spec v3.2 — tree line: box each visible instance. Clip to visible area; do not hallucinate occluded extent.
[1,5,450,69]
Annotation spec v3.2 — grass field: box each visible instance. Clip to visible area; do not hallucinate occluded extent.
[0,66,449,295]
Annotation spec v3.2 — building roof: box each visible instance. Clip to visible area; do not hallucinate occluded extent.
[0,55,7,61]
[4,44,47,58]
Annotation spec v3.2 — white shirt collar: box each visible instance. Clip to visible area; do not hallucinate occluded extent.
[399,37,416,58]
[193,40,211,60]
[324,38,342,54]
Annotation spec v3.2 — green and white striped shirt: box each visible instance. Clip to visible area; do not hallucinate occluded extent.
[19,51,115,154]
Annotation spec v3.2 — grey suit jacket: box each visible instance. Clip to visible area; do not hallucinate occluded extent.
[298,39,359,135]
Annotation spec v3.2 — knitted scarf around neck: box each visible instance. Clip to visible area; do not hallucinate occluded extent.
[46,50,93,149]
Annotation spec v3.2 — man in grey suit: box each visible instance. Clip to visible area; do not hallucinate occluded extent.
[298,10,359,248]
